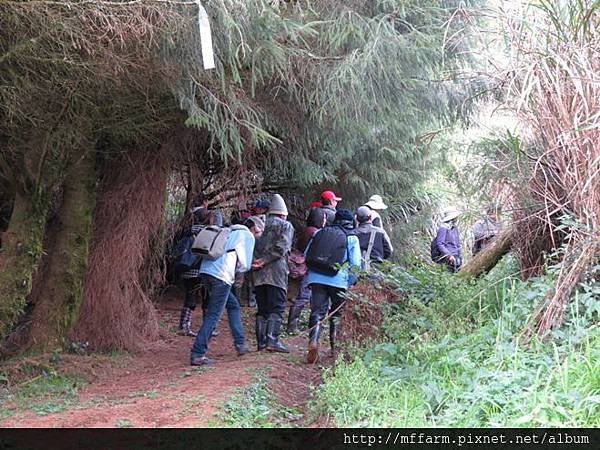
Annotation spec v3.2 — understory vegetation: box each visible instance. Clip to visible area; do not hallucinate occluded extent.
[316,258,600,427]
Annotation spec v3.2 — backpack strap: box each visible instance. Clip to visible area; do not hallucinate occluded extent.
[363,230,377,271]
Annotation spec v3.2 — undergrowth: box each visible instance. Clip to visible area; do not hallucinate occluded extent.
[218,371,302,428]
[316,257,600,427]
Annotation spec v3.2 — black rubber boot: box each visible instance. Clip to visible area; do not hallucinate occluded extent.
[266,314,289,353]
[178,307,196,337]
[255,316,268,351]
[307,318,322,364]
[329,317,341,357]
[286,305,303,334]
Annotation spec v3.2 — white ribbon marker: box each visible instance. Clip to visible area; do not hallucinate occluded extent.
[197,1,215,70]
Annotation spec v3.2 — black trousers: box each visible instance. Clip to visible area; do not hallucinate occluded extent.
[309,283,346,324]
[254,285,286,319]
[183,278,208,311]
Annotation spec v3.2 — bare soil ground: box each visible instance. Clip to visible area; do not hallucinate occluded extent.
[0,287,326,428]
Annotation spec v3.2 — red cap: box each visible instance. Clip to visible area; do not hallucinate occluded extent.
[321,190,342,202]
[310,201,323,209]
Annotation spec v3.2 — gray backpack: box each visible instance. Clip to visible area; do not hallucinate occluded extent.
[191,225,232,260]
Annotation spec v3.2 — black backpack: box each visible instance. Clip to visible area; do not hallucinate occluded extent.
[172,234,201,275]
[306,226,350,276]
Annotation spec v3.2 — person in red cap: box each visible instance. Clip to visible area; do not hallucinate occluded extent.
[320,190,342,226]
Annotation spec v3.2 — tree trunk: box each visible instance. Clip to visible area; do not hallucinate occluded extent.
[0,192,48,342]
[459,227,513,278]
[24,152,96,351]
[71,149,168,351]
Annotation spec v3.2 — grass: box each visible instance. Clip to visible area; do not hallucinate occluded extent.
[315,257,600,427]
[218,370,302,428]
[0,371,86,418]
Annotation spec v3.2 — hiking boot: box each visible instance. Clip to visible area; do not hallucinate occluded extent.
[190,356,215,366]
[178,307,197,337]
[266,314,289,353]
[236,344,251,356]
[286,306,302,334]
[255,316,268,351]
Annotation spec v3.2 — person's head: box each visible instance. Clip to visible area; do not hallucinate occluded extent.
[321,190,342,208]
[243,216,265,239]
[364,194,387,211]
[333,209,355,229]
[267,194,288,218]
[306,207,326,229]
[441,207,461,224]
[356,206,373,224]
[309,201,323,210]
[194,193,209,209]
[254,199,270,215]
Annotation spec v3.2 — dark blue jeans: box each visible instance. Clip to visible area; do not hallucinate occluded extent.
[190,274,246,358]
[291,274,311,309]
[254,285,286,320]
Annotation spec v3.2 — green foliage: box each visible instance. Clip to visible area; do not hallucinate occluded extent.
[219,373,301,428]
[0,371,86,418]
[316,258,600,426]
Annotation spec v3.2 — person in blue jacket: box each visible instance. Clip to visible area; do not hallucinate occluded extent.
[434,208,463,273]
[190,225,256,366]
[304,209,361,364]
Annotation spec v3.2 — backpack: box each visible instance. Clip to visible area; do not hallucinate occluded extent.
[430,234,442,262]
[288,249,307,279]
[172,234,201,275]
[191,225,232,260]
[305,226,349,276]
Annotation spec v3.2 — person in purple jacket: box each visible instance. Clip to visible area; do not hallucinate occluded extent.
[434,208,463,273]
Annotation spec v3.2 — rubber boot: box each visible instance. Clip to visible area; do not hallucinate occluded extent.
[329,317,341,357]
[286,305,303,334]
[178,307,196,337]
[266,314,289,353]
[307,318,322,364]
[255,316,268,351]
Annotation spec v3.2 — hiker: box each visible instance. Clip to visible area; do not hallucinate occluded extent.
[320,190,342,226]
[286,207,327,334]
[189,224,256,366]
[355,206,393,270]
[309,201,323,210]
[363,194,387,229]
[473,205,501,255]
[178,195,222,337]
[304,209,361,363]
[232,216,265,307]
[252,194,295,353]
[433,208,463,273]
[191,192,223,226]
[252,199,270,223]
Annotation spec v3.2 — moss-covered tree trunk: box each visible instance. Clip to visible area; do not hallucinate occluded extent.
[459,227,513,278]
[0,192,48,342]
[24,152,96,351]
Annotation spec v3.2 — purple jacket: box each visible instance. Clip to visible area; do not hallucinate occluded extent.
[435,224,462,258]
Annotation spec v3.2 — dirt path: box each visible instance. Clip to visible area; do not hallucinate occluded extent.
[0,288,325,428]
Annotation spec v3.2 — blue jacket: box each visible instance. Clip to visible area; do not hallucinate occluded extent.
[305,230,361,290]
[435,223,462,258]
[199,225,255,286]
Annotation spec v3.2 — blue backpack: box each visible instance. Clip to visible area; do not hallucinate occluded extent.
[172,234,201,275]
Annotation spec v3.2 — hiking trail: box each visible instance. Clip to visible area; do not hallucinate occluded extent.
[0,287,326,428]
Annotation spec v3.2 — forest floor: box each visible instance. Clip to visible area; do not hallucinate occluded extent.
[0,287,328,428]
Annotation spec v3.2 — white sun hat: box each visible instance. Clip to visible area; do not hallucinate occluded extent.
[441,207,461,222]
[365,194,388,210]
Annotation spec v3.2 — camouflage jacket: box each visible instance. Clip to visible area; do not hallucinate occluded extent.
[252,215,295,291]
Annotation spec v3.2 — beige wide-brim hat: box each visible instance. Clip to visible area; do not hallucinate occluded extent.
[365,194,387,210]
[442,208,461,222]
